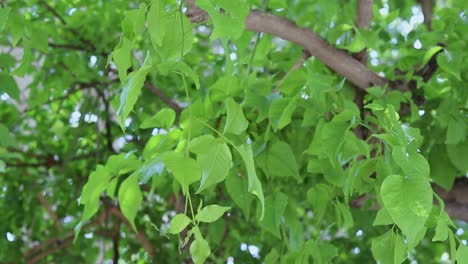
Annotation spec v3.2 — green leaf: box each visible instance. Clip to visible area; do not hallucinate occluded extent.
[150,9,193,61]
[118,174,142,232]
[422,46,443,66]
[29,26,48,53]
[105,153,142,176]
[269,98,297,131]
[392,146,430,178]
[190,237,211,264]
[307,184,333,224]
[163,152,202,194]
[260,192,288,238]
[432,213,450,242]
[371,229,407,264]
[195,205,231,223]
[0,160,5,173]
[140,108,176,129]
[225,172,253,217]
[380,174,432,247]
[224,98,248,135]
[169,213,192,234]
[0,7,11,31]
[0,124,15,147]
[446,116,467,144]
[77,165,112,240]
[115,53,152,131]
[196,0,249,40]
[373,207,393,226]
[265,141,299,177]
[457,244,468,264]
[196,140,232,192]
[429,144,457,190]
[237,144,265,219]
[113,37,133,82]
[446,140,468,173]
[0,72,19,100]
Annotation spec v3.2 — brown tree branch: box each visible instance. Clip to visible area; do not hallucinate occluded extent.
[144,82,182,114]
[245,11,387,90]
[36,192,62,232]
[353,0,373,140]
[110,207,156,257]
[185,1,387,91]
[418,0,434,31]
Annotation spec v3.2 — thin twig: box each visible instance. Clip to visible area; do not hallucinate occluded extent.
[144,82,182,114]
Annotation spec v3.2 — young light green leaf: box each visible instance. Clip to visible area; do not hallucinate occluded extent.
[373,207,393,226]
[0,7,11,31]
[195,205,231,223]
[265,141,299,177]
[113,38,133,82]
[76,165,112,240]
[381,174,433,247]
[237,144,265,219]
[0,72,19,100]
[371,229,407,264]
[169,213,192,234]
[118,174,142,232]
[224,98,248,135]
[392,146,430,178]
[456,244,468,264]
[196,141,232,192]
[195,0,249,40]
[140,108,176,129]
[115,53,152,131]
[0,124,15,147]
[190,237,211,264]
[152,10,193,61]
[163,151,202,194]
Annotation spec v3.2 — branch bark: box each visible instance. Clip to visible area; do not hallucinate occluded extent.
[185,1,387,91]
[144,82,182,114]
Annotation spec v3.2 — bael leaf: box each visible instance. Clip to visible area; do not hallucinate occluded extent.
[0,72,19,100]
[196,0,249,40]
[224,98,248,135]
[140,108,176,129]
[260,192,288,237]
[195,205,231,223]
[392,146,430,178]
[371,229,407,264]
[380,174,432,247]
[196,141,232,192]
[169,213,192,234]
[265,141,299,178]
[0,7,11,31]
[190,237,211,264]
[456,244,468,264]
[118,174,142,232]
[237,144,265,219]
[0,124,15,147]
[269,98,297,131]
[115,52,152,131]
[163,151,202,194]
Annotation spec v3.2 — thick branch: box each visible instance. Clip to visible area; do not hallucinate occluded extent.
[185,1,387,90]
[245,11,386,90]
[36,192,62,232]
[418,0,434,31]
[356,0,373,29]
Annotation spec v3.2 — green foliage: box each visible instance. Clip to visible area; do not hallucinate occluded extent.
[1,0,467,263]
